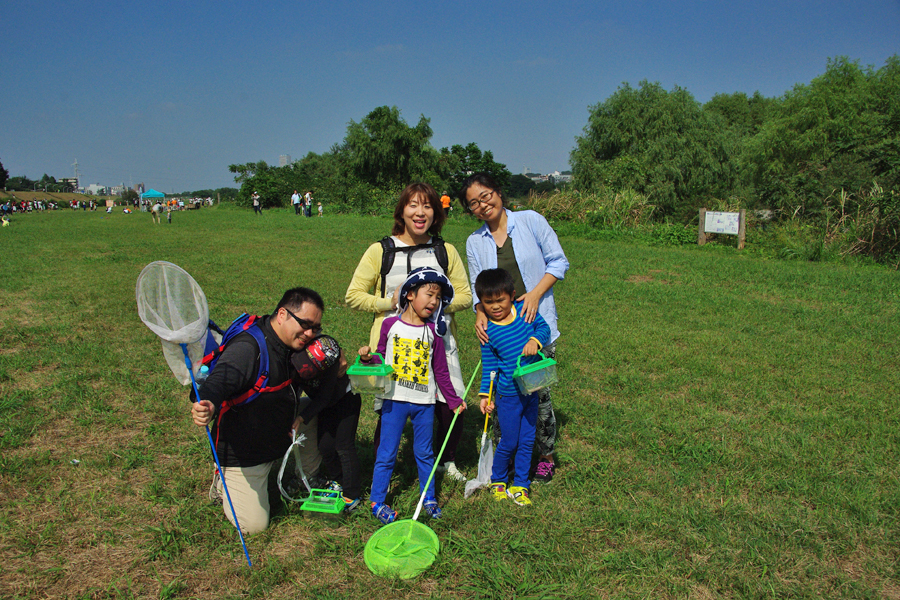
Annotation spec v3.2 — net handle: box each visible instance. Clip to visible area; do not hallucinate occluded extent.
[412,360,481,521]
[182,343,253,568]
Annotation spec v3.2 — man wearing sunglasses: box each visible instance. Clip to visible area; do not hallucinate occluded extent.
[191,287,333,534]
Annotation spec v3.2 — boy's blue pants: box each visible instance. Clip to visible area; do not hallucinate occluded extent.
[491,392,539,488]
[370,400,435,504]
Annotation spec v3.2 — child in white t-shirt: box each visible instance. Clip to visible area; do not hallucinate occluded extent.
[359,267,466,524]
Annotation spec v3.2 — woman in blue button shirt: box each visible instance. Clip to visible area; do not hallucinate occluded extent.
[460,172,570,484]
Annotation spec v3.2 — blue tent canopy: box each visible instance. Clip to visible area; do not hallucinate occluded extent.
[141,189,165,199]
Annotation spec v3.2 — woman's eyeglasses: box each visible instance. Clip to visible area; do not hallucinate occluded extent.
[467,190,496,211]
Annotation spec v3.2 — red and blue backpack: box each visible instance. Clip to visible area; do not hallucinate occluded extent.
[199,313,292,417]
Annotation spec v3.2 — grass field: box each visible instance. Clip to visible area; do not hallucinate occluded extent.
[1,205,898,599]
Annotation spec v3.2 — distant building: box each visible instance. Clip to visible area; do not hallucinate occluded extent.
[59,177,79,191]
[279,154,292,167]
[550,170,573,183]
[86,183,107,195]
[110,185,126,196]
[523,170,572,184]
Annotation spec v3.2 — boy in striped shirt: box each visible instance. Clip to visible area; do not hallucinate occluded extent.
[475,268,551,506]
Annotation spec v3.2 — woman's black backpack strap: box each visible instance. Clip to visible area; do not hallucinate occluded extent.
[378,236,449,298]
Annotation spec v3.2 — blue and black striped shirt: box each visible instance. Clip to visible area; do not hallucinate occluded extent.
[480,300,551,397]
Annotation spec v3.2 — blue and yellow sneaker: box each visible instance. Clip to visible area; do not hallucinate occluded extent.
[507,486,532,506]
[489,482,508,501]
[423,497,442,519]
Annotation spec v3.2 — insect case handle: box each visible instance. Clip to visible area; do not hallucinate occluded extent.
[354,352,385,366]
[516,350,546,369]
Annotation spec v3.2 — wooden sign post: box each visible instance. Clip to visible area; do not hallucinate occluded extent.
[698,208,746,249]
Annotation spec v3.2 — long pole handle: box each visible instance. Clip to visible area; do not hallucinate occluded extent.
[482,371,496,435]
[412,360,481,521]
[182,344,252,568]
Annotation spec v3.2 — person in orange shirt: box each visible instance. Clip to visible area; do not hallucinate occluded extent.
[440,192,451,216]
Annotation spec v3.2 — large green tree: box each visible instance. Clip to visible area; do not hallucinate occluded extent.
[6,175,36,192]
[743,56,900,217]
[227,106,511,215]
[228,161,289,208]
[703,91,776,140]
[0,160,8,189]
[436,143,511,194]
[341,106,439,189]
[506,174,536,198]
[571,81,739,220]
[122,189,139,205]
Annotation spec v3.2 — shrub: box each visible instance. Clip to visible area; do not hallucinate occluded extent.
[823,183,900,263]
[526,188,655,230]
[646,223,696,246]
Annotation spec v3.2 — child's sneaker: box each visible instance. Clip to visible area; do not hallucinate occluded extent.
[507,486,532,506]
[371,502,397,525]
[342,496,362,514]
[443,461,467,482]
[489,482,508,501]
[423,497,442,519]
[533,460,555,483]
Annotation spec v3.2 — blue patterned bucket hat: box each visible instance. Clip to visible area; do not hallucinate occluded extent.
[398,267,454,337]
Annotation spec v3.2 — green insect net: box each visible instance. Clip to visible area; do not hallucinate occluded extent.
[363,363,482,578]
[363,520,440,579]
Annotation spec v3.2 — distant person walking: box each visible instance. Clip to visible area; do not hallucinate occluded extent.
[252,192,261,215]
[318,202,323,217]
[304,191,313,217]
[151,202,162,224]
[441,192,451,216]
[292,190,301,215]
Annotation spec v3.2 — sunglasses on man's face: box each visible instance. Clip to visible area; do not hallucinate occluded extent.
[283,307,322,334]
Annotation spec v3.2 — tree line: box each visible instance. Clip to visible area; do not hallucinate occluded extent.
[228,106,513,213]
[6,54,896,252]
[228,56,898,244]
[571,56,899,225]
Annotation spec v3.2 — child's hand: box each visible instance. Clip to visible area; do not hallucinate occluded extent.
[454,401,467,414]
[358,346,372,361]
[522,339,540,356]
[479,395,493,414]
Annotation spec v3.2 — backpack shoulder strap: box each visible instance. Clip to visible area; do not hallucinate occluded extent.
[431,236,449,273]
[378,235,451,298]
[379,236,396,298]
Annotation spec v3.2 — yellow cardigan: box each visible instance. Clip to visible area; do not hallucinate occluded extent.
[345,239,473,349]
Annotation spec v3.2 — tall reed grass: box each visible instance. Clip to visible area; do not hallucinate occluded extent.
[525,188,655,229]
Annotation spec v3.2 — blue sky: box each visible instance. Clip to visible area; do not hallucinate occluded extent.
[2,0,898,192]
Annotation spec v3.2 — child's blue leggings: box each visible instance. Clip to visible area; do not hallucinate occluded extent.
[492,392,539,488]
[370,400,435,504]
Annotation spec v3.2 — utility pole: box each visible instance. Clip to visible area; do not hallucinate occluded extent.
[72,159,81,191]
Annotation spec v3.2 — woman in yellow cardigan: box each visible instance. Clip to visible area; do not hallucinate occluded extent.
[346,182,472,481]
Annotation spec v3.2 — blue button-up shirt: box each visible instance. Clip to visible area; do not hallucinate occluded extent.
[466,209,569,343]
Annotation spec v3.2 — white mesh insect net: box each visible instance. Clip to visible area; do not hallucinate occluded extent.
[135,260,252,566]
[136,261,213,385]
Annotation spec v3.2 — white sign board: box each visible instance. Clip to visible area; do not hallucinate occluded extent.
[704,211,740,235]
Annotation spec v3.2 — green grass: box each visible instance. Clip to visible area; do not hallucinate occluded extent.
[1,205,898,599]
